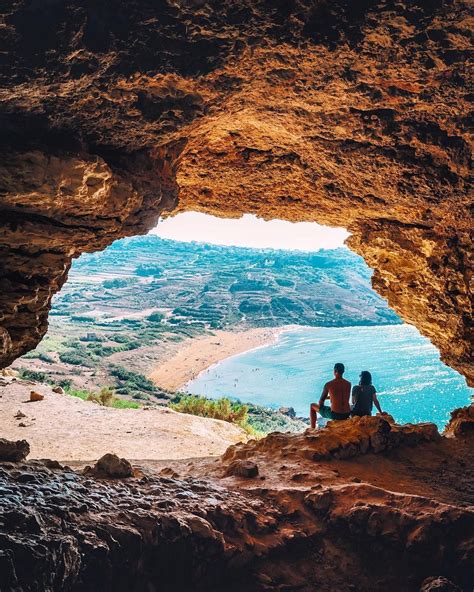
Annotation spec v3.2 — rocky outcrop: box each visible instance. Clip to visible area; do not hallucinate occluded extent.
[444,403,474,438]
[83,453,134,479]
[0,438,30,462]
[0,1,472,383]
[222,415,441,465]
[1,453,473,592]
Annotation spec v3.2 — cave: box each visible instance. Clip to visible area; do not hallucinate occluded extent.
[0,1,473,591]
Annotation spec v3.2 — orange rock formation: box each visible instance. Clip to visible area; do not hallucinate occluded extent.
[0,0,472,383]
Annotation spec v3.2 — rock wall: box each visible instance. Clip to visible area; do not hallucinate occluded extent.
[0,1,472,381]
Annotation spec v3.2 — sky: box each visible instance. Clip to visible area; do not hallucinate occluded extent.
[151,212,349,251]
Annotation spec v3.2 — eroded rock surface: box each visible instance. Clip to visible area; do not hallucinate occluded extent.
[444,403,474,438]
[1,419,473,592]
[0,438,29,462]
[0,0,472,382]
[222,414,441,464]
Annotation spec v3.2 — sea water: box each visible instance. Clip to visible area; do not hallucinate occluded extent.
[187,325,473,429]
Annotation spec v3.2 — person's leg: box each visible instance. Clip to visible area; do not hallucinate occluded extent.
[310,403,319,428]
[318,404,334,419]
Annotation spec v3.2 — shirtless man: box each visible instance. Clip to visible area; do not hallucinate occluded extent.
[310,363,351,428]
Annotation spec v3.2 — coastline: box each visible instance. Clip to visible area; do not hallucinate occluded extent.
[149,325,299,391]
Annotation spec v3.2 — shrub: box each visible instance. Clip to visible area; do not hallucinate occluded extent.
[38,353,55,363]
[148,312,164,323]
[86,386,116,406]
[110,366,158,394]
[17,368,48,383]
[170,394,252,432]
[66,385,140,409]
[59,349,94,367]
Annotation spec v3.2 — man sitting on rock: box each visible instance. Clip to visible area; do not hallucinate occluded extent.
[310,363,351,428]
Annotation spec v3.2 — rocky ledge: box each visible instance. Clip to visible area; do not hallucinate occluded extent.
[1,413,473,591]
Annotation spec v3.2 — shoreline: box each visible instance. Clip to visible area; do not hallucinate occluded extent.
[149,325,300,391]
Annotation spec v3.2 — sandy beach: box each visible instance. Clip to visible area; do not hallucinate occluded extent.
[149,327,292,391]
[0,380,247,461]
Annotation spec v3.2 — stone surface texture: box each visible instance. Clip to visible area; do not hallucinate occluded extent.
[1,416,473,592]
[0,0,472,383]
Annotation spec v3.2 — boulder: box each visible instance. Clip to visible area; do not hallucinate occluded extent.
[225,460,259,478]
[419,576,461,592]
[278,407,296,418]
[444,404,474,438]
[29,391,44,402]
[52,386,64,394]
[0,438,30,462]
[84,453,133,479]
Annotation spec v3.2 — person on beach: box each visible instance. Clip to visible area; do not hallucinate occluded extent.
[310,362,351,428]
[351,370,383,417]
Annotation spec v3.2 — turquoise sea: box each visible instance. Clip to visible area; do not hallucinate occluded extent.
[187,325,473,430]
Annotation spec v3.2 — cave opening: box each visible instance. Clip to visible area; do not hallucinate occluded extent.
[1,2,473,589]
[4,212,471,463]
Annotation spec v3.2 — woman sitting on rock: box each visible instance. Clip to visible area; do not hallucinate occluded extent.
[351,371,383,417]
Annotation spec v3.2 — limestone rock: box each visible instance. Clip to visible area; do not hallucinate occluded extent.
[222,416,440,466]
[419,577,461,592]
[0,0,471,388]
[29,391,44,402]
[52,386,64,394]
[225,460,259,478]
[444,404,474,438]
[84,453,133,479]
[0,438,30,461]
[279,407,296,418]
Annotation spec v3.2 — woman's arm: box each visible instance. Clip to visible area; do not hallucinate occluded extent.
[351,386,359,407]
[372,389,383,413]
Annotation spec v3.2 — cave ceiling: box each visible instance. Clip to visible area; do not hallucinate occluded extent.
[0,0,472,382]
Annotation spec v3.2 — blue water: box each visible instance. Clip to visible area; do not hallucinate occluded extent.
[187,325,472,430]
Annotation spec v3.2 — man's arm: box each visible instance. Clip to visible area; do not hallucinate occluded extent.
[318,383,329,407]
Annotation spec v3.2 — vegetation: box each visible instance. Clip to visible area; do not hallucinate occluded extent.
[67,386,140,409]
[170,393,252,433]
[109,365,162,398]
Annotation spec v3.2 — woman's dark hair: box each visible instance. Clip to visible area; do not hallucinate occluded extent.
[359,371,372,386]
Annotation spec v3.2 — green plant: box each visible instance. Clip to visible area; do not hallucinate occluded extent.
[17,368,48,383]
[170,394,253,433]
[66,385,140,409]
[38,352,55,363]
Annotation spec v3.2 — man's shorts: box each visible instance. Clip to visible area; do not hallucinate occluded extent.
[319,404,350,421]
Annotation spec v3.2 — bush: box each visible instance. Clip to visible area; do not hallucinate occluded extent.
[170,394,251,432]
[110,366,158,394]
[17,368,48,383]
[59,349,94,367]
[66,386,140,409]
[148,312,164,323]
[38,353,55,363]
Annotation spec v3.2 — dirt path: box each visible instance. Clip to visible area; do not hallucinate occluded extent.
[0,381,247,462]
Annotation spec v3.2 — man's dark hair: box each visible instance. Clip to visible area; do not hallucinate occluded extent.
[334,363,345,375]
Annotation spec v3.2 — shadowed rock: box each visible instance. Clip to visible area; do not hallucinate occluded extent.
[0,438,30,461]
[444,404,474,438]
[84,453,133,479]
